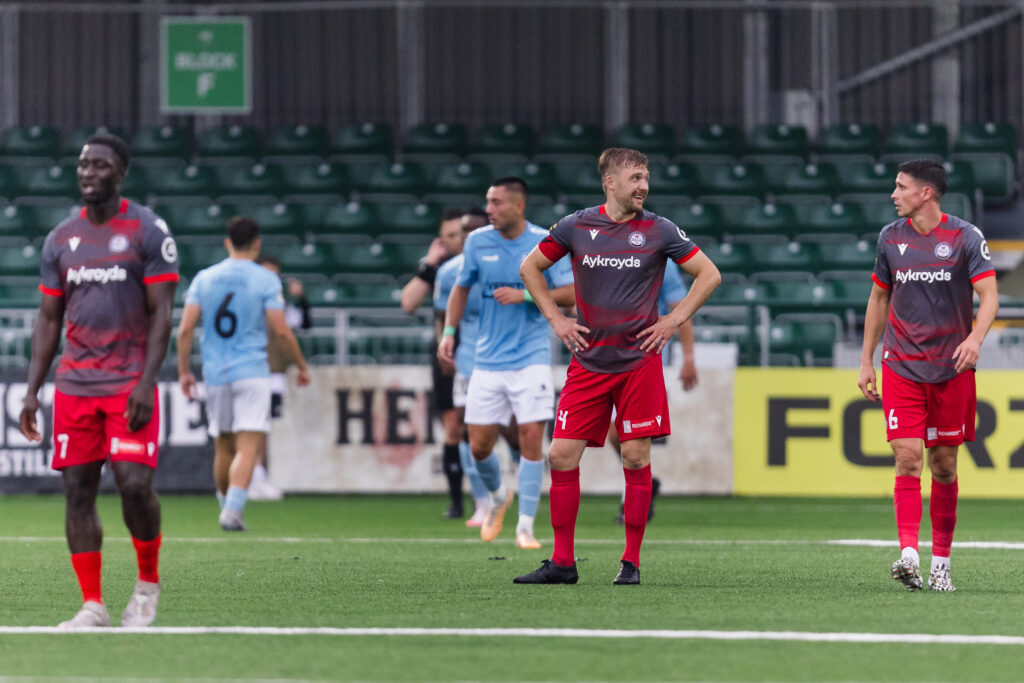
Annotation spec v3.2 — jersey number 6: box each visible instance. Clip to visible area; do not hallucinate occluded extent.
[215,292,238,338]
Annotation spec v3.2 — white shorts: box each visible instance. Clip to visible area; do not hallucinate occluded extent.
[464,364,554,426]
[205,376,273,437]
[453,371,470,408]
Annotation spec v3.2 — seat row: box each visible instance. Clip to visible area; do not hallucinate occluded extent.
[0,153,1011,206]
[0,121,1017,165]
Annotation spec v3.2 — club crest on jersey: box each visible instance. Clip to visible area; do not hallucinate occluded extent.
[628,231,646,247]
[108,234,129,253]
[934,242,952,259]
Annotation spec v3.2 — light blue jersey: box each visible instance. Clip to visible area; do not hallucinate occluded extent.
[457,223,573,371]
[185,258,284,386]
[658,263,688,314]
[435,253,482,376]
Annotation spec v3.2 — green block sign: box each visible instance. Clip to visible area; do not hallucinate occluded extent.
[161,17,252,113]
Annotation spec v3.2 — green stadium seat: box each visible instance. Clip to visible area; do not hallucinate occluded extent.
[281,161,349,197]
[726,201,797,239]
[376,201,443,234]
[660,202,725,240]
[526,201,579,229]
[536,123,603,158]
[264,124,328,159]
[62,126,127,160]
[834,160,899,195]
[767,162,840,197]
[215,162,285,198]
[819,270,874,309]
[1,125,60,160]
[119,166,151,203]
[768,312,842,365]
[131,125,192,159]
[752,271,830,310]
[0,241,43,275]
[146,164,219,198]
[747,241,820,273]
[940,192,973,222]
[0,166,19,201]
[274,241,336,276]
[677,124,743,160]
[470,123,535,158]
[488,161,558,199]
[791,199,866,236]
[554,161,604,199]
[232,201,306,239]
[696,162,766,197]
[612,123,675,158]
[331,273,402,307]
[320,201,379,238]
[0,278,43,308]
[402,122,468,158]
[941,160,977,196]
[31,204,78,237]
[0,204,35,236]
[947,152,1015,204]
[883,122,948,158]
[816,238,876,271]
[708,274,767,306]
[379,234,434,275]
[331,241,401,275]
[649,162,699,198]
[700,240,754,275]
[176,241,223,276]
[19,165,78,199]
[352,161,427,200]
[427,161,491,200]
[746,124,810,159]
[840,196,898,235]
[955,122,1017,160]
[329,122,393,160]
[154,201,234,237]
[816,123,882,157]
[196,124,263,159]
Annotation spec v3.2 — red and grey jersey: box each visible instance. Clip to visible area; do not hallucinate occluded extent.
[39,199,179,396]
[872,213,995,384]
[539,205,699,374]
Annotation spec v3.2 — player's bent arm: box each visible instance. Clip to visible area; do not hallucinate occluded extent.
[266,309,311,386]
[549,283,576,308]
[20,294,66,440]
[400,277,432,314]
[670,252,722,326]
[519,247,560,322]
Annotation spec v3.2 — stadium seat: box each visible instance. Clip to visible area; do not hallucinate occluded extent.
[767,162,840,197]
[18,165,78,199]
[816,238,876,271]
[883,122,949,158]
[331,241,402,275]
[196,124,263,159]
[62,126,127,160]
[752,271,831,310]
[351,161,427,200]
[470,122,535,158]
[131,125,192,160]
[768,312,842,365]
[154,201,235,237]
[747,241,820,272]
[379,234,434,275]
[554,161,604,199]
[839,196,898,235]
[696,162,766,197]
[726,201,798,239]
[232,201,306,239]
[700,240,754,275]
[746,124,810,159]
[649,162,700,198]
[376,201,443,234]
[660,202,725,240]
[677,124,743,159]
[281,161,350,197]
[402,122,468,158]
[320,201,380,238]
[426,161,491,201]
[487,161,559,199]
[947,152,1016,204]
[526,201,580,229]
[119,166,151,203]
[146,164,220,198]
[0,204,35,236]
[274,241,336,276]
[331,273,402,307]
[815,123,882,158]
[834,160,899,195]
[708,273,767,306]
[0,241,43,275]
[820,270,874,308]
[329,122,393,160]
[264,124,329,159]
[31,204,78,237]
[791,199,866,236]
[215,162,285,199]
[173,242,223,277]
[940,192,974,222]
[954,121,1017,160]
[0,125,60,160]
[942,160,977,196]
[0,166,19,201]
[611,123,675,158]
[0,278,43,308]
[536,123,603,158]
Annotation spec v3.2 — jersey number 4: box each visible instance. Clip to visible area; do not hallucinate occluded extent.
[215,292,238,338]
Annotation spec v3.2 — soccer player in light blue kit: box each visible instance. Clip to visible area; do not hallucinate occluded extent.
[176,217,311,531]
[439,178,575,548]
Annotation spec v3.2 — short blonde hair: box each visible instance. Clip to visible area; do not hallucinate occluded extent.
[598,147,649,183]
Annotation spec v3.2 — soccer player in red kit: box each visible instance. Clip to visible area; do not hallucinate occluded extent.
[859,160,998,592]
[515,147,721,584]
[19,134,178,628]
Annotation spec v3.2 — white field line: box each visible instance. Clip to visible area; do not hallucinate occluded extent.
[2,536,1024,549]
[0,626,1023,645]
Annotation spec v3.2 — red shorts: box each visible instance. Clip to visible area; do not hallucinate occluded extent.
[881,364,976,447]
[51,388,161,470]
[553,354,670,447]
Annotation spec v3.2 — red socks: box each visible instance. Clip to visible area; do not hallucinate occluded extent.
[132,534,162,584]
[930,479,958,558]
[622,465,653,567]
[894,475,922,552]
[70,551,103,604]
[549,468,580,567]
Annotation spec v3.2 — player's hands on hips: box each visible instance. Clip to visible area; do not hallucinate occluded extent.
[857,365,880,402]
[438,333,456,365]
[125,382,155,432]
[179,371,198,400]
[296,367,312,387]
[19,394,42,442]
[680,358,698,391]
[551,314,590,354]
[492,286,524,306]
[952,335,981,373]
[637,316,677,354]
